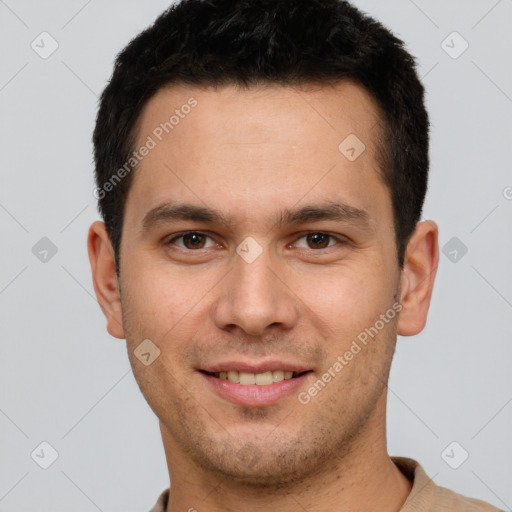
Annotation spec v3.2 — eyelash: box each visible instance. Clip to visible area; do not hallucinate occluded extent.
[165,231,348,252]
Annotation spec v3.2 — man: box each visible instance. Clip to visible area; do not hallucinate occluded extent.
[87,0,501,510]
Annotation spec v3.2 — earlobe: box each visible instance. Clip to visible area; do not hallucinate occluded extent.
[87,221,125,339]
[397,220,439,337]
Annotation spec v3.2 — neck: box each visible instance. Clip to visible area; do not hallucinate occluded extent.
[161,396,412,512]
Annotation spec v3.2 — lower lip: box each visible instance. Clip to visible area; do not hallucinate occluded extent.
[200,372,312,407]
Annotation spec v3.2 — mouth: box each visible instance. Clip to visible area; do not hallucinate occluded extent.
[199,368,314,407]
[200,369,312,386]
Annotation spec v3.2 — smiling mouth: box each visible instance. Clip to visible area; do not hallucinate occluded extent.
[200,370,312,386]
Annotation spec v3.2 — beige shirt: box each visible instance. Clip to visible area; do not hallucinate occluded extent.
[148,456,503,512]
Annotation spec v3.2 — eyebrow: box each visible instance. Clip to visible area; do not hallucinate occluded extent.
[141,201,372,232]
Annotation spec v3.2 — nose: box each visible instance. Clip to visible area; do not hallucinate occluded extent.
[211,244,299,337]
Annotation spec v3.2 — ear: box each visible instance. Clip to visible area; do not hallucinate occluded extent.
[87,221,125,339]
[397,220,439,336]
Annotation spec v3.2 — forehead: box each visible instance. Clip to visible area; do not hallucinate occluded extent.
[124,81,390,232]
[135,80,383,149]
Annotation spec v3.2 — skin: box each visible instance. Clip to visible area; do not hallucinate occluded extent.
[88,81,438,512]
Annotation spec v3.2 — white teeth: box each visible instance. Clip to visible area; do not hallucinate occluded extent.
[272,370,284,382]
[216,370,298,386]
[255,371,273,386]
[227,371,240,383]
[239,372,256,385]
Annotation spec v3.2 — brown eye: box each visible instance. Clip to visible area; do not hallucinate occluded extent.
[182,232,206,249]
[306,233,331,249]
[293,232,341,250]
[168,232,214,250]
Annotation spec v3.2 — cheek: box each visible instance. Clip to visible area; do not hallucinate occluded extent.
[120,258,217,346]
[300,269,400,390]
[298,265,395,332]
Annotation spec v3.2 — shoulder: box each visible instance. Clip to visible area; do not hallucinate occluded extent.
[433,484,503,511]
[391,456,503,512]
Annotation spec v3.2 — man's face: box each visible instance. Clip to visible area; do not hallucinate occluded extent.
[118,82,403,486]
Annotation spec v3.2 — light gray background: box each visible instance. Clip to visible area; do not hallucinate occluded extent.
[1,0,511,511]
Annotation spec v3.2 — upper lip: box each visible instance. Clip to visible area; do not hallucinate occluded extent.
[199,360,312,374]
